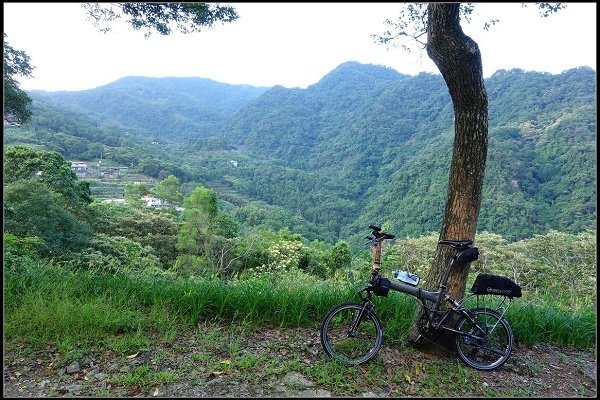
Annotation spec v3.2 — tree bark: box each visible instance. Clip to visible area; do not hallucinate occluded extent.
[408,3,488,342]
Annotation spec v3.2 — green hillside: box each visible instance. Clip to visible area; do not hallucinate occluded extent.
[9,62,596,243]
[29,76,269,140]
[223,63,596,241]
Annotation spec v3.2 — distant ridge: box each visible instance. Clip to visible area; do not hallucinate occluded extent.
[19,61,596,242]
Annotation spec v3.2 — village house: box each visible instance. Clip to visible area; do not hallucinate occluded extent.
[140,194,184,212]
[141,194,164,208]
[71,161,89,172]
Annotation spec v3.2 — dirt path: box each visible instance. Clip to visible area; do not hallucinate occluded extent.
[3,325,596,398]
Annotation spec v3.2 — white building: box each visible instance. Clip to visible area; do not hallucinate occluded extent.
[141,195,164,208]
[71,161,89,172]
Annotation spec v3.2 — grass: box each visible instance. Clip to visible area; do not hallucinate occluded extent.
[3,310,596,397]
[507,300,597,348]
[3,259,596,354]
[111,364,179,391]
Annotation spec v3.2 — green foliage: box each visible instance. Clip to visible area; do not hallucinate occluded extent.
[3,99,156,169]
[295,239,353,279]
[3,34,34,124]
[232,201,325,242]
[239,236,354,284]
[185,186,218,219]
[329,241,352,271]
[4,251,595,351]
[89,201,179,268]
[3,180,92,256]
[177,186,219,254]
[214,211,239,238]
[171,254,210,278]
[124,182,149,206]
[66,233,164,276]
[386,230,596,303]
[3,146,95,257]
[176,186,246,278]
[480,230,597,298]
[4,145,92,208]
[29,76,268,142]
[229,228,281,273]
[83,2,238,37]
[300,240,330,278]
[221,64,596,243]
[261,239,307,274]
[3,233,49,266]
[151,174,184,205]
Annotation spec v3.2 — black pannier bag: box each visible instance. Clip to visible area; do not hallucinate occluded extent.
[456,247,480,265]
[372,277,391,297]
[471,273,522,299]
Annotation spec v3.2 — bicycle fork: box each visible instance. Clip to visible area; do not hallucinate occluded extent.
[348,292,374,337]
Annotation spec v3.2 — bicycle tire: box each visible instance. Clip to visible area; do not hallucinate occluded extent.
[320,302,383,365]
[453,307,514,371]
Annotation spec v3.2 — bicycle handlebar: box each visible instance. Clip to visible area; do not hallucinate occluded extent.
[368,224,395,241]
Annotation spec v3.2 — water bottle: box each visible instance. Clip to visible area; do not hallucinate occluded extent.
[393,269,420,286]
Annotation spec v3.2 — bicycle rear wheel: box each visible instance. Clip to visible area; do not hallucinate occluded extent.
[453,307,514,371]
[320,302,383,365]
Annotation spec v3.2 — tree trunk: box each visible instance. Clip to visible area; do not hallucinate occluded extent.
[408,3,488,343]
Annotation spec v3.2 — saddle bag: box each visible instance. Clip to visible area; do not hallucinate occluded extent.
[456,247,480,265]
[470,273,522,299]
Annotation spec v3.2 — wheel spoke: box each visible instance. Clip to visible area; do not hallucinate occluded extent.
[453,308,513,371]
[320,302,383,365]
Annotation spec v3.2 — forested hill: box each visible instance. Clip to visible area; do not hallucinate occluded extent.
[223,62,596,240]
[15,61,597,243]
[29,76,269,140]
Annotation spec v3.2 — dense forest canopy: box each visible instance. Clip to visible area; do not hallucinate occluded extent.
[4,62,596,245]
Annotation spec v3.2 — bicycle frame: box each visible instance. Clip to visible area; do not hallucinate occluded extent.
[368,237,458,314]
[365,238,501,340]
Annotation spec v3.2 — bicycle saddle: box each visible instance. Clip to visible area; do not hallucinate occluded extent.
[438,239,473,250]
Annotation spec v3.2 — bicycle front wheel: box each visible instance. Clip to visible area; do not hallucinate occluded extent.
[320,302,383,365]
[453,307,514,371]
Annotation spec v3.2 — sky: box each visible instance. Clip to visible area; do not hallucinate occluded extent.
[3,2,597,92]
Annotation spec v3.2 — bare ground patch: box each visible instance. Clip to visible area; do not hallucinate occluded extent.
[3,324,596,398]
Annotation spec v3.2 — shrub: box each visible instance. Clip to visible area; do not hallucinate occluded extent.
[65,233,165,276]
[3,232,49,267]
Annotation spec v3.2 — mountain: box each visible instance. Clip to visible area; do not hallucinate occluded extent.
[29,76,269,140]
[224,64,596,241]
[12,62,596,243]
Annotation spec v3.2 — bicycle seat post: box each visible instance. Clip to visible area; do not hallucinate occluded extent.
[370,239,382,276]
